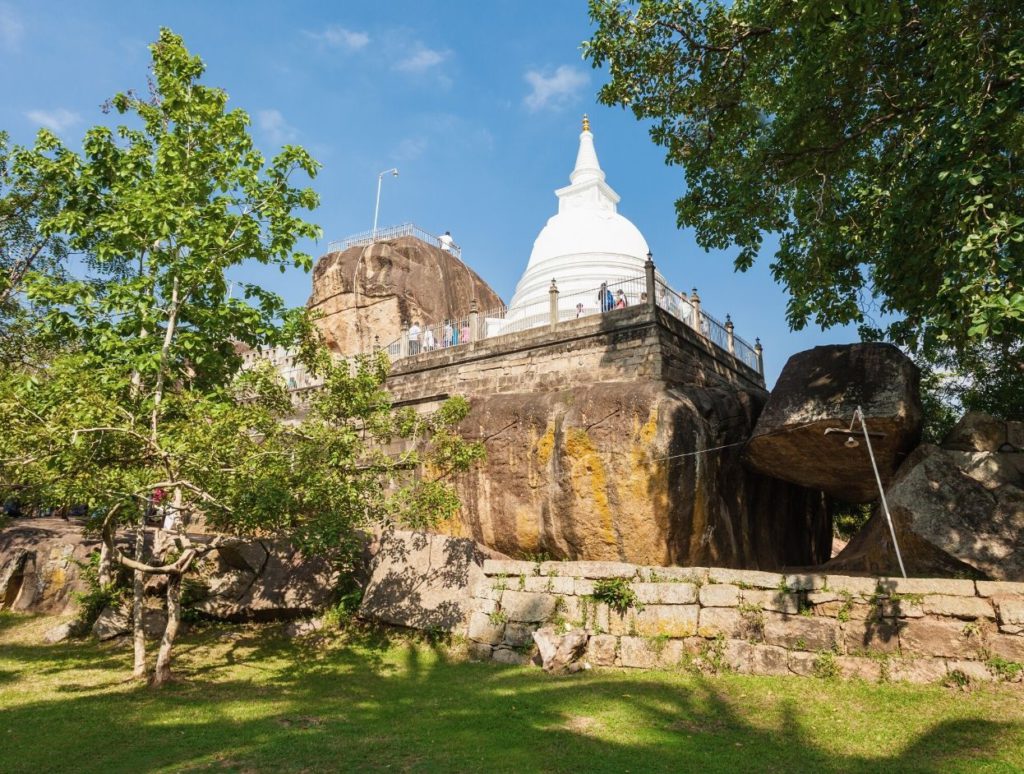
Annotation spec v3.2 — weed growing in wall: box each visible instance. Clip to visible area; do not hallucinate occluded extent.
[591,577,643,615]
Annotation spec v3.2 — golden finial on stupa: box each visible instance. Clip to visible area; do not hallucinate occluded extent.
[582,114,590,132]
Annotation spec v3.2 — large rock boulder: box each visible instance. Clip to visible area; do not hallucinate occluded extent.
[189,539,338,622]
[448,381,830,570]
[359,529,501,631]
[308,235,504,355]
[743,343,923,502]
[828,413,1024,579]
[0,519,99,614]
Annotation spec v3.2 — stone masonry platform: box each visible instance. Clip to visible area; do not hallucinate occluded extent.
[466,559,1024,683]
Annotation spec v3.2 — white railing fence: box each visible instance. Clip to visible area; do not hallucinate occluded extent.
[328,223,462,259]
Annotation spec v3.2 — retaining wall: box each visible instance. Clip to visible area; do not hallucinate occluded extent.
[466,559,1024,683]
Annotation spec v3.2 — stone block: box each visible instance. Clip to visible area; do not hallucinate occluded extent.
[784,573,829,591]
[707,567,785,590]
[523,575,574,595]
[888,657,949,683]
[618,636,685,669]
[699,584,740,608]
[987,633,1024,662]
[587,634,618,666]
[574,579,596,596]
[977,580,1024,597]
[574,598,611,633]
[807,591,841,605]
[474,598,497,614]
[843,619,901,654]
[880,577,977,597]
[633,605,700,637]
[740,589,801,615]
[468,612,505,644]
[698,607,748,639]
[995,598,1024,627]
[922,595,995,620]
[876,599,924,619]
[483,559,538,577]
[569,561,639,579]
[642,566,709,584]
[945,659,994,683]
[724,640,790,676]
[500,591,557,623]
[492,647,532,665]
[538,561,577,578]
[764,616,839,652]
[467,642,494,661]
[825,576,880,597]
[503,622,537,648]
[898,619,987,659]
[634,582,697,605]
[787,651,818,677]
[836,656,882,682]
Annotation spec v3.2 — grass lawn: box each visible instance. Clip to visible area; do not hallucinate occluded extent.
[1,612,1022,773]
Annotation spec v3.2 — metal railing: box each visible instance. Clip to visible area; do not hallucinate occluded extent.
[328,223,462,259]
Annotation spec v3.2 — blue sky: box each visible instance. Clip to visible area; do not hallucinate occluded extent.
[0,0,865,385]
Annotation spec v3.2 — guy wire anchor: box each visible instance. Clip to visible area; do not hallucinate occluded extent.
[824,406,907,578]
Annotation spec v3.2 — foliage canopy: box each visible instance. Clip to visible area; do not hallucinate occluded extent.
[586,0,1024,358]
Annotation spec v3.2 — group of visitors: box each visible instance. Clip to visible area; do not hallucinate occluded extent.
[407,317,471,354]
[598,282,630,312]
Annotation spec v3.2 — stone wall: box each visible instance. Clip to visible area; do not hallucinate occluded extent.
[466,559,1024,683]
[386,304,765,407]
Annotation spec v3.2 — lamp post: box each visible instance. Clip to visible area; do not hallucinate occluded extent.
[372,168,399,241]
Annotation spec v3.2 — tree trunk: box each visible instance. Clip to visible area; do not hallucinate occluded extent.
[152,571,182,687]
[98,540,113,588]
[132,526,147,680]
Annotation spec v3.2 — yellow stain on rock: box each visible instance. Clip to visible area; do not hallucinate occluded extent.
[564,428,617,550]
[535,424,555,466]
[618,406,670,565]
[514,506,541,551]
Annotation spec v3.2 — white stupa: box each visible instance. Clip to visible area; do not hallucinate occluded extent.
[504,116,659,323]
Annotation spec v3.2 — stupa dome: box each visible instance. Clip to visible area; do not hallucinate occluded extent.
[506,117,654,319]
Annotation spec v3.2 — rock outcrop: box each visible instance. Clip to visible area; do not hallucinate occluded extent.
[189,540,338,622]
[447,381,831,570]
[0,519,98,614]
[743,343,923,502]
[828,413,1024,580]
[308,236,504,355]
[359,529,502,632]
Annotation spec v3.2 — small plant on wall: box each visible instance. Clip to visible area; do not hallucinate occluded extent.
[591,577,643,615]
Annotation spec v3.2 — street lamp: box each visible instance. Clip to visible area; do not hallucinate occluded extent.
[372,168,399,241]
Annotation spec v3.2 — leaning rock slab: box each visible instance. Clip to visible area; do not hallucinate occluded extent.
[828,443,1024,580]
[743,343,923,502]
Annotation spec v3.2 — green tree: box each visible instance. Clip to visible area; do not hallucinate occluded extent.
[585,0,1024,360]
[0,130,72,366]
[0,29,483,685]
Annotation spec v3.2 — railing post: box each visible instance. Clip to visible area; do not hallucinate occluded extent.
[549,279,559,328]
[755,337,764,376]
[725,314,735,355]
[690,288,703,335]
[400,330,409,359]
[373,334,380,353]
[469,298,480,345]
[645,251,656,309]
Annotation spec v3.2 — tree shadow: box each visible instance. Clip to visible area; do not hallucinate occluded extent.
[2,622,1022,773]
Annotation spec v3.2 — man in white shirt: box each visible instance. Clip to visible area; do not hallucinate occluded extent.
[438,231,454,253]
[408,321,422,355]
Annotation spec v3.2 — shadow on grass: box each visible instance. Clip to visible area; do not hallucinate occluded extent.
[1,622,1021,773]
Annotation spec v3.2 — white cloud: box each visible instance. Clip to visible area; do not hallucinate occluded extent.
[25,108,79,133]
[257,109,298,144]
[394,45,450,73]
[523,65,589,112]
[0,3,24,52]
[306,24,369,51]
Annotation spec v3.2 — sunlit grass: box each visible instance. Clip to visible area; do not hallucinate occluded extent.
[1,611,1022,773]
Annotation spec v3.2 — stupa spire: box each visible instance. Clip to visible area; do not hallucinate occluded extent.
[570,114,605,185]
